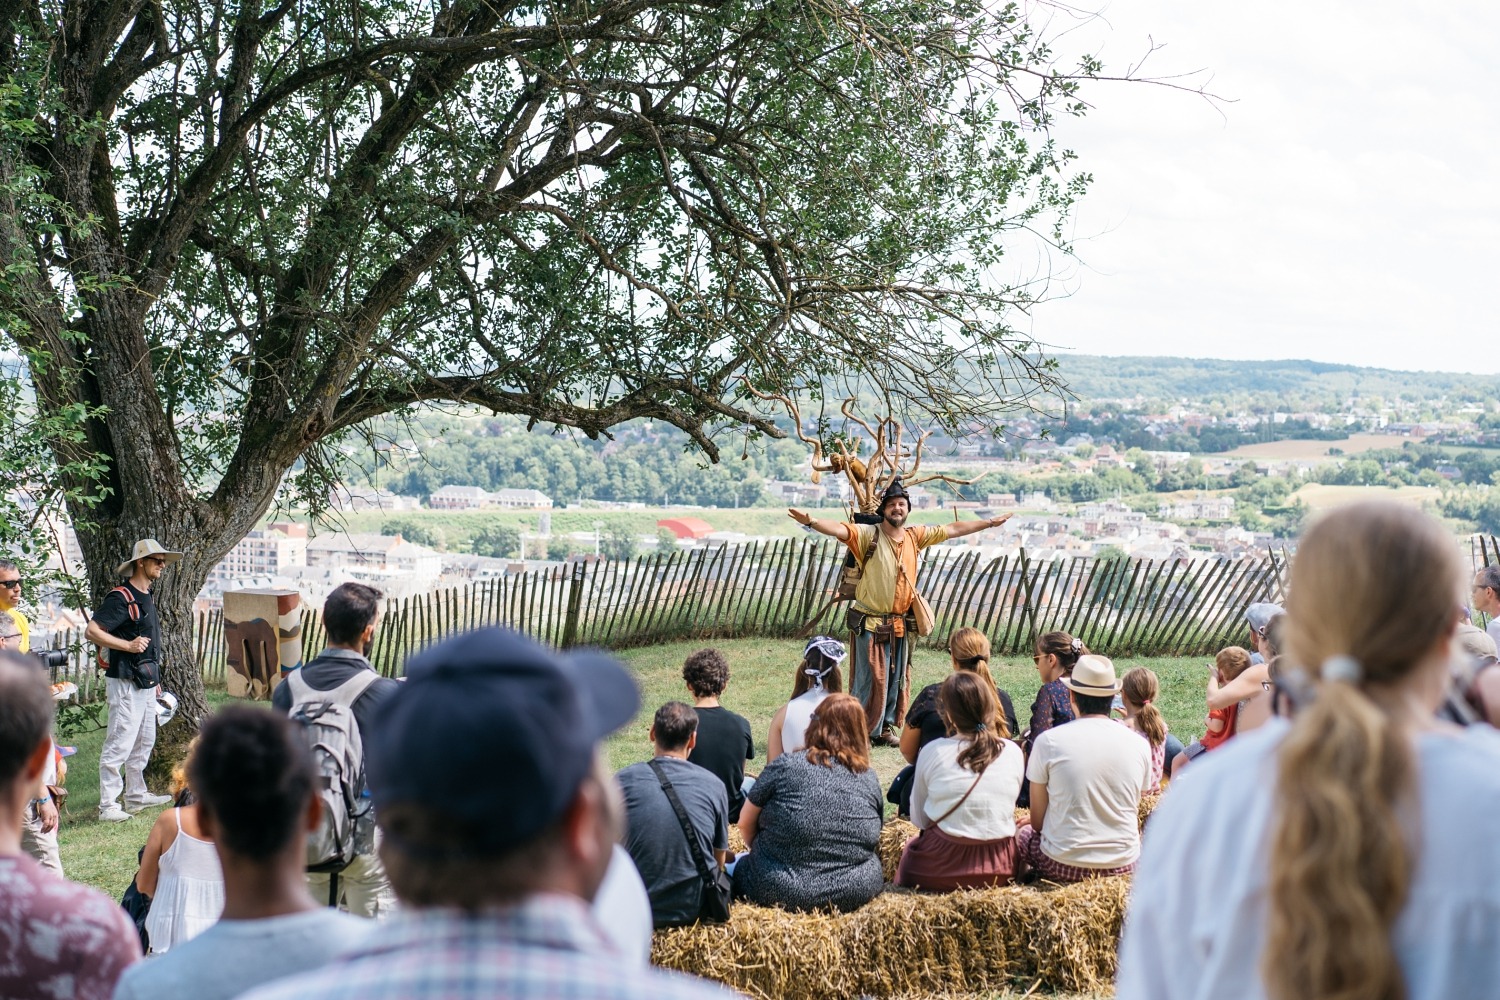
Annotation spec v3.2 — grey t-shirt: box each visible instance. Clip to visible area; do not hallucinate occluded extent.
[111,908,371,1000]
[617,757,729,928]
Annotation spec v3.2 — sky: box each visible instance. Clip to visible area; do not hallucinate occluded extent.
[1010,0,1500,373]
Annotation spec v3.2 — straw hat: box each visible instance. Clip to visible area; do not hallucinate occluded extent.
[1060,654,1122,697]
[115,539,182,578]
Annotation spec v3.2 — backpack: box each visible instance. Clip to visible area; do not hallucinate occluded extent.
[94,586,161,689]
[286,668,380,873]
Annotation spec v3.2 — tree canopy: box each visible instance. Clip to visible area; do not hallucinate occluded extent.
[0,0,1195,726]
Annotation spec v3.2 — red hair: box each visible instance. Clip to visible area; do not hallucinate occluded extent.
[803,693,872,773]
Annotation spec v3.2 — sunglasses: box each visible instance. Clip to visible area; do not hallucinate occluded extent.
[142,557,167,566]
[0,579,20,589]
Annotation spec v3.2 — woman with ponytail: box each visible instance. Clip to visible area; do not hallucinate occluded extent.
[1119,667,1170,789]
[900,627,1019,766]
[896,672,1024,890]
[1118,501,1500,1000]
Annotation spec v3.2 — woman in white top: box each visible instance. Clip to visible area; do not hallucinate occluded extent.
[766,635,846,763]
[1119,501,1500,1000]
[136,751,224,953]
[896,671,1024,890]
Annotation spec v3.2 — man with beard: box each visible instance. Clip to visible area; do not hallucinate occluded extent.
[272,581,398,916]
[790,479,1012,744]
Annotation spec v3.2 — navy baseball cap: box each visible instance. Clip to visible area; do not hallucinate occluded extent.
[367,627,639,856]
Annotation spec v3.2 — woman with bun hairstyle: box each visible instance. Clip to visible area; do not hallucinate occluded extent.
[1027,631,1086,746]
[896,672,1025,890]
[1118,501,1500,999]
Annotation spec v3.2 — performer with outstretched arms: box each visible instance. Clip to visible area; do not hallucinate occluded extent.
[789,479,1012,744]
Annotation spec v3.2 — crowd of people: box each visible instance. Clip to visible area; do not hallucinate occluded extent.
[5,498,1500,999]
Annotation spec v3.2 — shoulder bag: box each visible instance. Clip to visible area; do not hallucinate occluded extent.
[648,759,732,923]
[896,548,935,637]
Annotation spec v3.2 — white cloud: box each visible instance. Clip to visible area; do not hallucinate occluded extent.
[1019,0,1500,371]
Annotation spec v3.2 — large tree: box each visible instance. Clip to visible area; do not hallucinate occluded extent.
[0,0,1187,730]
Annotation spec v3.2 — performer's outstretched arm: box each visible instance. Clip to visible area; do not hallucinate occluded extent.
[787,508,852,543]
[945,513,1014,539]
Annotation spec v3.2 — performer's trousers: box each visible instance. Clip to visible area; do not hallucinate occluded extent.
[851,628,910,736]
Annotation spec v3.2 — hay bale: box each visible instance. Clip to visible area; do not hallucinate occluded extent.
[877,818,918,881]
[1138,791,1161,831]
[652,875,1132,998]
[727,823,747,856]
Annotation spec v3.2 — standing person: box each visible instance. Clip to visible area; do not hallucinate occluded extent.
[111,706,371,1000]
[271,582,398,917]
[0,558,30,652]
[134,741,224,953]
[617,702,730,928]
[240,627,734,1000]
[766,635,845,763]
[86,539,179,822]
[681,649,755,822]
[733,693,885,912]
[1118,501,1500,1000]
[1472,565,1500,649]
[1018,655,1152,883]
[0,653,140,999]
[896,672,1025,890]
[0,615,61,873]
[790,479,1013,743]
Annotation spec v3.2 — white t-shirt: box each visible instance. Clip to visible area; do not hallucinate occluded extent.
[780,688,829,755]
[591,844,653,966]
[1486,618,1500,652]
[111,907,371,1000]
[1118,719,1500,1000]
[910,736,1024,840]
[1026,716,1151,868]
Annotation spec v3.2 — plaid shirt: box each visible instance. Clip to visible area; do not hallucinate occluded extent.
[240,894,738,1000]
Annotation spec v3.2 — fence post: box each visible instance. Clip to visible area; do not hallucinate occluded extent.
[561,561,586,648]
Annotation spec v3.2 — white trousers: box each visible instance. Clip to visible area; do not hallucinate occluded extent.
[99,677,157,812]
[307,849,398,918]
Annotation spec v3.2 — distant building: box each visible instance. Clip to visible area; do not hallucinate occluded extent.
[212,523,309,584]
[306,532,443,577]
[429,485,552,510]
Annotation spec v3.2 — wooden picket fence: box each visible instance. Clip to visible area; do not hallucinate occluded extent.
[43,533,1500,704]
[176,538,1293,685]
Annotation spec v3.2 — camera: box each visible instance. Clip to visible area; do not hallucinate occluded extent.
[32,650,67,670]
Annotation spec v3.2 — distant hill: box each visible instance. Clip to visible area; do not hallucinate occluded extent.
[1052,355,1500,405]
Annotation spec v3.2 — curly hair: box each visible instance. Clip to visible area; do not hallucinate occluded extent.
[803,693,871,773]
[682,648,731,698]
[191,705,316,861]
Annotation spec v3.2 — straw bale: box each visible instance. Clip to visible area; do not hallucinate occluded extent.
[727,823,747,856]
[877,818,918,881]
[1138,791,1161,831]
[653,873,1132,998]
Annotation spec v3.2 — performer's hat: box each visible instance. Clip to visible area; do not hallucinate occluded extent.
[878,477,911,512]
[116,539,183,578]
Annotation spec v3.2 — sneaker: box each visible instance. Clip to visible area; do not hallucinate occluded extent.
[98,807,132,823]
[125,792,173,810]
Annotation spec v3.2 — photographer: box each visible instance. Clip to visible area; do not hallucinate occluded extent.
[85,539,178,823]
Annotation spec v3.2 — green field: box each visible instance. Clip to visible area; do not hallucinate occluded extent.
[60,639,1215,900]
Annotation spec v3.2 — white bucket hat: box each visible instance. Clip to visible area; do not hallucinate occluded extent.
[1060,654,1122,697]
[115,539,183,578]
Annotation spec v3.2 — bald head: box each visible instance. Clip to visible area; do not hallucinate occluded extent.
[0,653,52,792]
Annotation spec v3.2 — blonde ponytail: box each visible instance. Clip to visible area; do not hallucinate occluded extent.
[1264,502,1460,1000]
[1121,667,1165,748]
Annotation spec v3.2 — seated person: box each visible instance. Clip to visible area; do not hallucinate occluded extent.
[896,672,1024,890]
[894,627,1017,815]
[681,649,754,822]
[733,694,883,912]
[616,703,730,928]
[1171,646,1252,777]
[1017,656,1152,883]
[135,741,226,953]
[766,636,845,764]
[1119,667,1170,790]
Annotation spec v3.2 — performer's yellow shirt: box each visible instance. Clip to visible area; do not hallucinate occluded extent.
[5,609,29,652]
[843,522,949,615]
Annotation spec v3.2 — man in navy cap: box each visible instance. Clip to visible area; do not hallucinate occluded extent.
[242,628,735,1000]
[791,478,1012,744]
